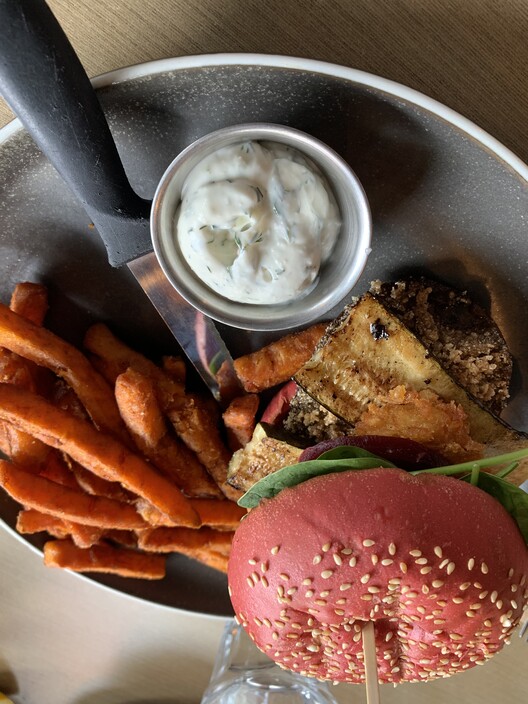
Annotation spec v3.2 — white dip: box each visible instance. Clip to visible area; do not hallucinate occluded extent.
[175,140,341,304]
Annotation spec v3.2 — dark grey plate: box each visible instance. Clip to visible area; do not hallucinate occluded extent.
[1,55,527,616]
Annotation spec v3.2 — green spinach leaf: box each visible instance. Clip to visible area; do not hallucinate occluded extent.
[238,447,394,509]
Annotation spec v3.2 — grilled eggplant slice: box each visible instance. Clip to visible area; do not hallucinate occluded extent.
[227,423,304,492]
[294,292,528,482]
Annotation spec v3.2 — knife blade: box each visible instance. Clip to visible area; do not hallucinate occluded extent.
[0,0,239,404]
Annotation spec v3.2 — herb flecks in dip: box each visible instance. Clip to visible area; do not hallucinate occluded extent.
[175,141,341,305]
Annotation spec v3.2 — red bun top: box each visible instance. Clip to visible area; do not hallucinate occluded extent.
[228,468,528,684]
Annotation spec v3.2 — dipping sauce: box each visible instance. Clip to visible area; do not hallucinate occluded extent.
[175,141,341,305]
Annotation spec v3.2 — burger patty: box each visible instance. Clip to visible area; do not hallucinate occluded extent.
[370,277,513,415]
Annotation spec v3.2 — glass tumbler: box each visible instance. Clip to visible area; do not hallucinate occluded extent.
[200,618,340,704]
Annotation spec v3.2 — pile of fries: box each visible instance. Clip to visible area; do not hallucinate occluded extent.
[0,282,251,580]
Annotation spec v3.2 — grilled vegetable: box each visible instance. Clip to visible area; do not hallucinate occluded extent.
[294,292,528,484]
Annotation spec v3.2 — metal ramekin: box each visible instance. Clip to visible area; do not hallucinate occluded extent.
[151,123,371,331]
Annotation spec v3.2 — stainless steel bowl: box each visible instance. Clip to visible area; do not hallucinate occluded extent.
[151,123,371,331]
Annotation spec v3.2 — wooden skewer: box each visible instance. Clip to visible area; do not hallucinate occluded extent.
[362,621,380,704]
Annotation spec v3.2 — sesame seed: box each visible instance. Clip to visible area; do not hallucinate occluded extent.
[271,545,280,555]
[511,584,518,592]
[386,632,394,641]
[254,617,262,626]
[409,549,422,557]
[466,611,475,618]
[261,576,269,588]
[434,546,443,558]
[277,586,284,596]
[459,582,471,591]
[368,585,380,593]
[305,590,314,598]
[333,553,343,566]
[313,555,322,565]
[321,569,333,579]
[449,633,463,641]
[307,644,319,652]
[287,588,297,596]
[417,606,426,614]
[432,579,444,588]
[363,539,375,547]
[360,573,371,584]
[467,558,475,571]
[315,599,327,606]
[349,556,357,567]
[340,583,352,591]
[496,600,503,609]
[280,573,289,581]
[511,600,518,609]
[341,547,353,555]
[371,554,379,565]
[508,567,514,578]
[400,562,408,574]
[248,558,257,565]
[452,597,464,604]
[478,590,488,600]
[302,578,312,586]
[320,590,330,597]
[272,632,279,640]
[388,542,397,555]
[335,609,345,616]
[422,585,430,594]
[263,618,271,627]
[420,566,432,575]
[481,562,489,574]
[246,577,253,587]
[490,591,498,603]
[439,558,449,569]
[361,594,373,601]
[473,581,483,589]
[388,578,401,585]
[381,558,394,566]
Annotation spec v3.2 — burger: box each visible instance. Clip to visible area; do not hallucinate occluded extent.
[226,277,528,685]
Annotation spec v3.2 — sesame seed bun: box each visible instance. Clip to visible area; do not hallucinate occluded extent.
[227,468,528,683]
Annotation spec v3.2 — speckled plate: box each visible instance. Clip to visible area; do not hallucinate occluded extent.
[1,54,527,617]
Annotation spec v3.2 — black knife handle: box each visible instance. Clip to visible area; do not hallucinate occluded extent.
[0,0,151,266]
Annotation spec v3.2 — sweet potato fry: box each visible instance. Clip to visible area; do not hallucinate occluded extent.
[84,323,185,407]
[9,282,49,326]
[0,460,147,529]
[223,394,260,450]
[162,355,186,385]
[115,368,222,498]
[166,393,240,501]
[233,322,327,393]
[194,548,229,573]
[114,368,167,448]
[16,509,103,548]
[135,498,176,527]
[44,539,166,579]
[189,498,246,531]
[135,497,245,530]
[137,526,234,556]
[0,384,200,526]
[0,303,127,439]
[69,461,134,503]
[16,509,70,538]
